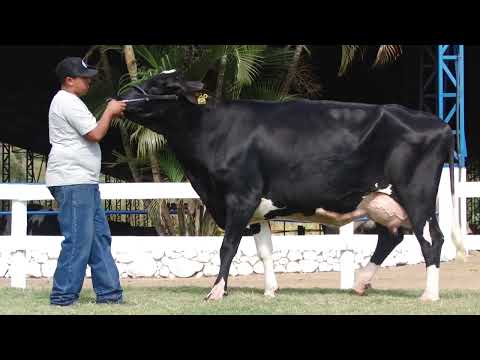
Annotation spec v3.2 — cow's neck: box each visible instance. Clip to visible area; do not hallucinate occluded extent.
[160,103,211,172]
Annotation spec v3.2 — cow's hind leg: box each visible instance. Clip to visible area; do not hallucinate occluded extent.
[419,214,444,302]
[353,224,404,295]
[386,139,446,301]
[252,222,279,297]
[394,184,443,301]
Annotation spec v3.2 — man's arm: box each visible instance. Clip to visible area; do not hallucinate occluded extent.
[84,100,126,143]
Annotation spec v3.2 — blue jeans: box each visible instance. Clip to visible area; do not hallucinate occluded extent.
[48,184,123,305]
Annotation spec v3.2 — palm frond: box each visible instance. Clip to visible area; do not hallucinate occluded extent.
[133,127,167,159]
[146,199,162,227]
[187,45,228,81]
[338,45,361,76]
[134,45,163,69]
[223,45,267,99]
[134,45,184,72]
[373,45,403,66]
[241,79,299,101]
[111,116,142,137]
[291,56,323,98]
[84,45,120,64]
[232,45,266,87]
[157,148,186,182]
[260,46,297,71]
[104,150,148,169]
[301,45,311,56]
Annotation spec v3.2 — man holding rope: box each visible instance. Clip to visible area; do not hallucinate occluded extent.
[46,57,126,306]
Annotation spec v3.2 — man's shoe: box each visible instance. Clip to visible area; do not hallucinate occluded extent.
[96,298,124,305]
[50,300,79,307]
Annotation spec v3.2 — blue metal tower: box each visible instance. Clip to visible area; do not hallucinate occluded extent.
[437,45,467,167]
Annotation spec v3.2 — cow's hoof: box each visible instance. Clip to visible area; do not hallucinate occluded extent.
[420,292,439,302]
[205,279,226,301]
[352,283,372,296]
[264,287,280,298]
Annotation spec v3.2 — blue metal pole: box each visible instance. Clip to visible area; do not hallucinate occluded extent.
[438,45,444,121]
[438,44,467,166]
[458,45,467,167]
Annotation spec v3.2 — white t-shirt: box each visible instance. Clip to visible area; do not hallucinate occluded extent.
[46,90,101,186]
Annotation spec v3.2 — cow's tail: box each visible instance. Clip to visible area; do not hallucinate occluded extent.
[448,136,466,261]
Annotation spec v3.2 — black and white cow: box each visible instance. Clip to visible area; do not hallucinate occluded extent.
[119,70,464,302]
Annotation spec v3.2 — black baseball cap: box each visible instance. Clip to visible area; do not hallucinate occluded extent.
[55,57,98,81]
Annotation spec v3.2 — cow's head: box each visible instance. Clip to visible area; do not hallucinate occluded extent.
[119,70,205,127]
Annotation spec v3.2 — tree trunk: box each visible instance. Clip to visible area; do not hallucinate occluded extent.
[177,199,186,235]
[280,45,304,96]
[215,53,228,105]
[160,200,175,235]
[148,152,175,234]
[149,152,162,183]
[107,45,141,183]
[119,127,142,182]
[194,202,202,235]
[123,45,138,81]
[186,203,196,236]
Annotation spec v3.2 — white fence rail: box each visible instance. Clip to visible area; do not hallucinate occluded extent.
[1,167,479,290]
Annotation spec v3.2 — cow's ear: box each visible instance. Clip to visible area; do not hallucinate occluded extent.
[184,92,210,105]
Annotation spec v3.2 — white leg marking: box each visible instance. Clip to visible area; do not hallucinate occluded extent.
[353,262,378,295]
[253,222,279,297]
[423,221,432,245]
[421,265,439,302]
[206,278,226,301]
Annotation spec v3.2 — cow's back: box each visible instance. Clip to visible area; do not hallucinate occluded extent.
[207,100,447,212]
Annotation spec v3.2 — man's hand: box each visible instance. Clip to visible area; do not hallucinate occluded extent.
[84,100,127,143]
[105,100,127,118]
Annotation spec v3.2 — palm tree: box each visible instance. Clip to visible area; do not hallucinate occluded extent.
[338,45,403,76]
[240,45,322,101]
[280,45,305,96]
[189,45,322,102]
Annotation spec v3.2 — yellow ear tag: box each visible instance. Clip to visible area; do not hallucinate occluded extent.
[197,93,208,105]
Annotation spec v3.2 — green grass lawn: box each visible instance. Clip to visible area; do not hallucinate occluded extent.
[1,286,480,315]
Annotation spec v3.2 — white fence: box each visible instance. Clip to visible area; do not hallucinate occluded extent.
[1,167,479,290]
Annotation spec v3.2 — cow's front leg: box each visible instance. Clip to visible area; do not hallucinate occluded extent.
[206,194,258,301]
[206,278,226,301]
[253,222,279,297]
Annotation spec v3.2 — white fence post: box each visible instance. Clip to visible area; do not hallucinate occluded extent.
[339,222,355,289]
[459,166,468,238]
[438,167,455,259]
[10,200,28,289]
